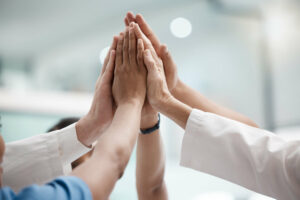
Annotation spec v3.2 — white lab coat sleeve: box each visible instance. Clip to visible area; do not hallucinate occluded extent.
[180,109,300,200]
[3,123,91,192]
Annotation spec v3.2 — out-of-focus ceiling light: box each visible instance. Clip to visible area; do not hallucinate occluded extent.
[265,10,294,43]
[99,46,110,65]
[170,17,192,38]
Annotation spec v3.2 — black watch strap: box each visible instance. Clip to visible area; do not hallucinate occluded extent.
[140,114,160,134]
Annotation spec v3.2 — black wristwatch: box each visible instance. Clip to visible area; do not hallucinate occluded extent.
[140,113,160,134]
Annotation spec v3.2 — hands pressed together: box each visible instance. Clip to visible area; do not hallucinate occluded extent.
[73,11,257,200]
[76,12,184,142]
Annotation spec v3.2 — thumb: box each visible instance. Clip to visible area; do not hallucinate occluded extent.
[143,49,156,74]
[160,44,176,72]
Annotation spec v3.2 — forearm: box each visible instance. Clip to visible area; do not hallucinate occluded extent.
[136,130,167,199]
[172,80,258,127]
[72,101,142,200]
[157,96,192,129]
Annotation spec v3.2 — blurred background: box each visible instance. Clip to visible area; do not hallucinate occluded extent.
[1,0,300,199]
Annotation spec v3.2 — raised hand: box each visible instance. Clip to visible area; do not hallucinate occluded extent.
[112,27,147,108]
[125,12,179,92]
[76,36,118,147]
[142,47,172,111]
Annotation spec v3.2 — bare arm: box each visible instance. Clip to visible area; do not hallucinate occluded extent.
[72,102,142,200]
[125,12,258,128]
[172,80,258,127]
[136,130,168,200]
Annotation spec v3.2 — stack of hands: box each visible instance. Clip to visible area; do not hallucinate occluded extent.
[76,12,192,147]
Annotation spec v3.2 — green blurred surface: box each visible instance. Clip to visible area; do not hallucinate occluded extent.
[0,111,70,142]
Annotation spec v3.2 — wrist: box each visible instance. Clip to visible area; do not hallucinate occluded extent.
[118,99,143,112]
[153,91,174,112]
[171,79,185,98]
[140,113,160,134]
[119,98,144,109]
[140,111,159,129]
[76,116,102,147]
[159,97,192,129]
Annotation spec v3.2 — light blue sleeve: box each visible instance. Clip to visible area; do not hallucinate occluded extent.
[1,176,92,200]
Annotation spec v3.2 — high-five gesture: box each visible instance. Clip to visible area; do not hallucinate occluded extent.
[125,12,179,92]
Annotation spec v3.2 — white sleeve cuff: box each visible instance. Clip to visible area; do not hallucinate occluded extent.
[56,123,92,165]
[180,109,207,168]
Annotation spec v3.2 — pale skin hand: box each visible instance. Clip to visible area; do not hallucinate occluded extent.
[125,12,258,128]
[112,28,146,107]
[124,21,158,129]
[125,12,178,92]
[72,27,146,200]
[76,36,118,147]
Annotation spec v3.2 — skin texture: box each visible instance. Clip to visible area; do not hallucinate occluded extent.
[72,28,147,200]
[124,12,258,128]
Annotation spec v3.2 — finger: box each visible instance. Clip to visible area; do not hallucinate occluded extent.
[123,28,130,64]
[124,17,129,26]
[136,14,161,54]
[133,22,161,65]
[129,27,137,65]
[143,49,157,73]
[102,50,116,83]
[115,33,124,72]
[102,36,118,75]
[126,11,136,24]
[133,23,156,56]
[137,39,144,68]
[160,44,176,71]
